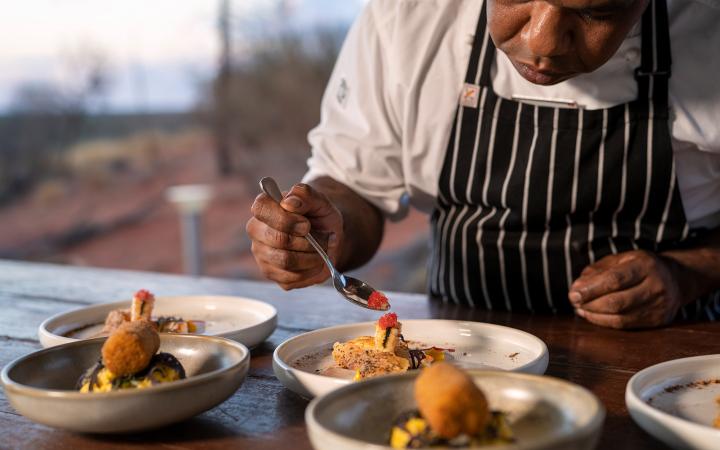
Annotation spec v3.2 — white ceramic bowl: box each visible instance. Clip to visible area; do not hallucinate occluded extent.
[274,320,549,398]
[1,334,250,433]
[626,354,720,450]
[306,370,605,450]
[38,295,277,348]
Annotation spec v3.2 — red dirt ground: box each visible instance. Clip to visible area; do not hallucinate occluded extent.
[0,132,430,292]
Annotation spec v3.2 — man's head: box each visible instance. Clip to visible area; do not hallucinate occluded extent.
[487,0,649,85]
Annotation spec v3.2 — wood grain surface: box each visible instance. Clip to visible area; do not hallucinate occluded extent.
[1,259,717,449]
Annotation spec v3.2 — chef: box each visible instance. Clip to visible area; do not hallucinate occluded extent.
[245,0,720,328]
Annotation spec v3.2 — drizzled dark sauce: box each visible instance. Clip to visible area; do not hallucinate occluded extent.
[408,349,426,370]
[382,327,392,347]
[399,335,456,370]
[75,358,104,391]
[152,352,186,379]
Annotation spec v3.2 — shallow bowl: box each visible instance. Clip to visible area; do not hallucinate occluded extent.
[626,354,720,450]
[306,370,604,450]
[1,334,250,433]
[38,295,277,348]
[274,320,549,398]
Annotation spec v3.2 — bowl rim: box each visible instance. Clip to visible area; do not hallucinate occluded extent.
[306,369,605,450]
[625,354,720,436]
[38,295,278,345]
[273,319,549,383]
[1,333,250,399]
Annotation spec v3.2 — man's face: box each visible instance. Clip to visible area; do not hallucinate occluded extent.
[488,0,648,85]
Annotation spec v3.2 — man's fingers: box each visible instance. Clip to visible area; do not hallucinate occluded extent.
[251,193,310,236]
[580,265,598,277]
[576,300,663,330]
[278,269,331,290]
[257,263,328,290]
[570,258,645,305]
[245,217,317,252]
[582,253,621,272]
[251,241,325,272]
[280,183,337,221]
[575,309,632,329]
[576,281,651,314]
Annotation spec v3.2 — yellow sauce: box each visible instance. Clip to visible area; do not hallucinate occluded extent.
[79,365,182,393]
[390,412,513,448]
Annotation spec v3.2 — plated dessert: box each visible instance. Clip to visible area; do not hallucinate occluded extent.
[275,319,549,398]
[39,294,278,349]
[94,289,205,337]
[2,332,249,433]
[77,313,186,393]
[331,313,450,380]
[306,367,603,450]
[390,363,513,448]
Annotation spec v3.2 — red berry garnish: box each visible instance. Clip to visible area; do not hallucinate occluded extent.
[135,289,153,301]
[368,291,389,310]
[378,312,398,329]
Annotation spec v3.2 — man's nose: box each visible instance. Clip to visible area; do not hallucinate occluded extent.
[523,3,573,58]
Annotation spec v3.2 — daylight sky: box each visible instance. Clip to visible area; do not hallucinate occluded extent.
[0,0,365,113]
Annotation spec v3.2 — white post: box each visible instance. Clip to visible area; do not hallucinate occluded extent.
[165,184,213,276]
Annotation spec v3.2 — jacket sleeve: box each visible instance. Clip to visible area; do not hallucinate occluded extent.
[302,1,407,219]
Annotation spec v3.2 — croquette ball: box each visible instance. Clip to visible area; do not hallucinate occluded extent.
[101,320,160,376]
[414,363,490,439]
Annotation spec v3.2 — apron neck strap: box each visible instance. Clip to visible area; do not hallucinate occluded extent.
[464,3,496,86]
[636,0,672,107]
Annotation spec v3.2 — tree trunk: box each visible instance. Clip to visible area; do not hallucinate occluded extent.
[214,0,233,176]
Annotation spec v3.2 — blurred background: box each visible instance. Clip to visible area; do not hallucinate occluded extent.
[0,0,429,293]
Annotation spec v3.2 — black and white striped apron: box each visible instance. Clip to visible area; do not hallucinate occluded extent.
[430,0,716,318]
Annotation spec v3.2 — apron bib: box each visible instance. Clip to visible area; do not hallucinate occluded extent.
[429,0,702,315]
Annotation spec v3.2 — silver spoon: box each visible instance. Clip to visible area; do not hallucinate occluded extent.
[259,177,390,311]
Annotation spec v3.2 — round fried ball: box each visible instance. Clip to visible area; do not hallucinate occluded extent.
[101,320,160,376]
[414,363,490,439]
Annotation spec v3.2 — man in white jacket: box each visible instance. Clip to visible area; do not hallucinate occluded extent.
[246,0,720,328]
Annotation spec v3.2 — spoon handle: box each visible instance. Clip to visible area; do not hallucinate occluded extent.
[258,177,339,279]
[259,177,284,203]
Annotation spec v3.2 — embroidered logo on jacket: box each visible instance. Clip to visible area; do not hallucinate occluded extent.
[337,78,349,107]
[460,83,480,108]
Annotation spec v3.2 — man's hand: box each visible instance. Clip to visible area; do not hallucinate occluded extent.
[246,183,343,290]
[568,250,684,329]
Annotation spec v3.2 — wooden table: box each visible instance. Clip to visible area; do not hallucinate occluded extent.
[0,259,717,449]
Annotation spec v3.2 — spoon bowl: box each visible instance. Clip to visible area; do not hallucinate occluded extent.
[259,177,389,311]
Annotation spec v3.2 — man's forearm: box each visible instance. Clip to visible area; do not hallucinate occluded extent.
[662,227,720,303]
[309,176,385,271]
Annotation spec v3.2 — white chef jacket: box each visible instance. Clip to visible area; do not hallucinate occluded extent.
[304,0,720,229]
